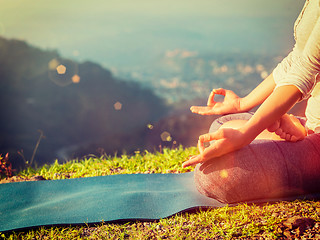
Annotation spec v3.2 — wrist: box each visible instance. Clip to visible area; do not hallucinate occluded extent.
[238,97,251,112]
[238,123,261,144]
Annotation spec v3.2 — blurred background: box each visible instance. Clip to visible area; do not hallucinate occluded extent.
[0,0,305,170]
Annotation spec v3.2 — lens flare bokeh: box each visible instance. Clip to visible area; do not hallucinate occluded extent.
[48,58,78,87]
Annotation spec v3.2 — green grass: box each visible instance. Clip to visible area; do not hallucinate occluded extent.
[2,146,320,239]
[18,146,197,180]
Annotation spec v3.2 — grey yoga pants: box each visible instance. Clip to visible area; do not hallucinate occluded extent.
[194,113,320,203]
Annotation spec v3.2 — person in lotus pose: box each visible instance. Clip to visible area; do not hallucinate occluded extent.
[182,0,320,203]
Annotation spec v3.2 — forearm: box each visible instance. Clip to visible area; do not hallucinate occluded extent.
[240,85,302,142]
[183,84,303,168]
[239,73,276,112]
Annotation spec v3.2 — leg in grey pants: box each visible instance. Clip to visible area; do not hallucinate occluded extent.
[194,113,320,203]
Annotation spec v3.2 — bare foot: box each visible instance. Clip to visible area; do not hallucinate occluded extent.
[267,114,307,142]
[217,119,284,141]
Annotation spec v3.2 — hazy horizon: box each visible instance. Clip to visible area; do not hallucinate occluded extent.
[0,0,305,69]
[0,0,308,166]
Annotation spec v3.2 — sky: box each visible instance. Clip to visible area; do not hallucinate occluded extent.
[0,0,305,69]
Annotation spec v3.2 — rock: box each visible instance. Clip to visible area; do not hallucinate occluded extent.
[29,175,46,181]
[282,217,315,237]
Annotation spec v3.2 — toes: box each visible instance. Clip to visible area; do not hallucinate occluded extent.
[285,133,292,141]
[280,132,287,139]
[275,128,283,135]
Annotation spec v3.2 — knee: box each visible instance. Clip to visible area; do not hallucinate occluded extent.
[218,119,248,130]
[194,158,245,204]
[193,144,293,204]
[209,113,253,133]
[194,163,221,201]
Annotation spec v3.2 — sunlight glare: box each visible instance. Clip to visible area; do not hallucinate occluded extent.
[161,131,172,142]
[56,64,67,75]
[220,169,228,179]
[72,74,80,83]
[114,101,122,110]
[48,59,77,87]
[48,58,60,70]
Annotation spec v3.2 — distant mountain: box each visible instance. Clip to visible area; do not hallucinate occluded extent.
[0,37,169,169]
[3,36,296,171]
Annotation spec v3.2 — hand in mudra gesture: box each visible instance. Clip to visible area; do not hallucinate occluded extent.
[190,88,242,115]
[182,127,249,168]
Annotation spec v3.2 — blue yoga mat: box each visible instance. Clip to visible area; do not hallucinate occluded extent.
[0,172,224,232]
[1,172,319,232]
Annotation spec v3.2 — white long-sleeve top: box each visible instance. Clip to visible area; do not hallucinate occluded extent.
[273,0,320,131]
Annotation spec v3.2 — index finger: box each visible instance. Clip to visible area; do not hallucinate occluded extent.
[182,155,203,168]
[199,130,224,143]
[207,88,226,106]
